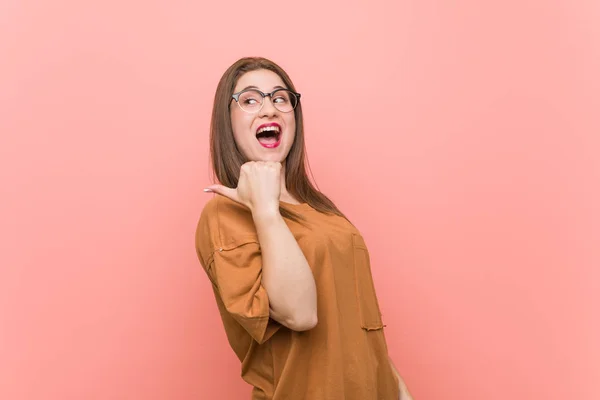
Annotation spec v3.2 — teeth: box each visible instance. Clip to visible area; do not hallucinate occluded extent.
[257,126,280,134]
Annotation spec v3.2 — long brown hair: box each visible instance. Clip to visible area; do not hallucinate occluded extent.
[209,57,349,223]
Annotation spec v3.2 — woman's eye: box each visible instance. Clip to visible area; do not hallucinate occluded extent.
[273,97,288,104]
[244,98,258,105]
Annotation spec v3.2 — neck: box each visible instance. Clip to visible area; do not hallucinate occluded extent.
[279,163,302,205]
[280,161,289,197]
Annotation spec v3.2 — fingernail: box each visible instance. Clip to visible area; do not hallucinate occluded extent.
[203,188,213,193]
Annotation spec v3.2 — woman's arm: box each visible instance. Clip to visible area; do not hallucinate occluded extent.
[205,162,317,332]
[389,356,414,400]
[253,208,318,331]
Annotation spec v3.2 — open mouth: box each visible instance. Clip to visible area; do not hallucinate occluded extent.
[256,124,282,148]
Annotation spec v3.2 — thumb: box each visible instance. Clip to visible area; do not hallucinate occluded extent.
[204,184,239,203]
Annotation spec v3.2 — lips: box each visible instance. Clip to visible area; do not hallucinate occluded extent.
[256,123,282,148]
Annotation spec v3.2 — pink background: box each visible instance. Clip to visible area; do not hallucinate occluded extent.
[1,1,599,399]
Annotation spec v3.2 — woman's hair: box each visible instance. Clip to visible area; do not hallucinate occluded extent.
[209,56,349,223]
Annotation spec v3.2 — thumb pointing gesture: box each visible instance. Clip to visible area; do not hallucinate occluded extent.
[204,185,241,204]
[204,161,282,213]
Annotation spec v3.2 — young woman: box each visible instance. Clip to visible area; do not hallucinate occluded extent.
[196,57,413,400]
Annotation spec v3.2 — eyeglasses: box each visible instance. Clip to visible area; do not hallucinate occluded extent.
[232,88,301,113]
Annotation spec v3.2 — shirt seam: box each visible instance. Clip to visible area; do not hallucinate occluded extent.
[214,196,260,251]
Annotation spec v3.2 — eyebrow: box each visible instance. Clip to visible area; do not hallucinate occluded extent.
[240,85,287,91]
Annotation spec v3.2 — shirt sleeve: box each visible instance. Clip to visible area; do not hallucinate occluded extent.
[196,197,282,344]
[209,241,282,344]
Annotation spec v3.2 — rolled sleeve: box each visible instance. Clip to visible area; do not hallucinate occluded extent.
[210,241,281,344]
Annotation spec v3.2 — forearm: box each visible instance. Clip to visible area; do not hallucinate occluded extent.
[253,208,317,331]
[389,356,413,400]
[389,355,400,379]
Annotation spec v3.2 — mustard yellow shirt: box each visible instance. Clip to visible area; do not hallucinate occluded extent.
[195,195,399,399]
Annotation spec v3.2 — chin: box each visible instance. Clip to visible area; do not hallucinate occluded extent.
[253,148,291,163]
[260,155,287,163]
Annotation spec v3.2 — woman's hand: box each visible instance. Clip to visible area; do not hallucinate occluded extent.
[206,161,317,331]
[205,161,282,215]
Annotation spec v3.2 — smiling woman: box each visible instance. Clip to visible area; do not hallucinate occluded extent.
[195,57,413,400]
[229,69,298,166]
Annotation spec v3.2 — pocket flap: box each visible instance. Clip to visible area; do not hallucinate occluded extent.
[352,234,384,330]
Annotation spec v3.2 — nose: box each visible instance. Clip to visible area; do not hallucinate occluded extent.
[259,95,278,117]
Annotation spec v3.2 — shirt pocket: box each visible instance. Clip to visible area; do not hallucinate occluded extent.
[352,234,385,330]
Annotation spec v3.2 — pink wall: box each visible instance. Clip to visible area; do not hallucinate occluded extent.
[1,1,598,399]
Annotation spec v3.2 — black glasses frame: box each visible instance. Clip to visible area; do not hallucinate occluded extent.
[231,88,301,113]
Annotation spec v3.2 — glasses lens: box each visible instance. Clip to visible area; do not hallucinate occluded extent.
[272,89,297,113]
[238,90,263,112]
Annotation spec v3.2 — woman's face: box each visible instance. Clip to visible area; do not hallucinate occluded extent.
[230,69,296,164]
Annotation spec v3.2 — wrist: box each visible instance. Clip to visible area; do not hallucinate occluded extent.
[251,205,281,224]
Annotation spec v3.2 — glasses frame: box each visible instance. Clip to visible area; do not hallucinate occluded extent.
[231,88,301,114]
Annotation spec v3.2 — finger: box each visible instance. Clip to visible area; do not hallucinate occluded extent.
[204,185,239,203]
